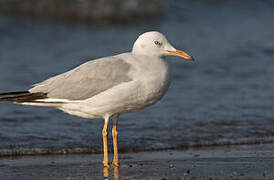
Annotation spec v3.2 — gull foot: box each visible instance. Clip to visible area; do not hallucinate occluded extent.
[112,161,120,167]
[103,161,111,168]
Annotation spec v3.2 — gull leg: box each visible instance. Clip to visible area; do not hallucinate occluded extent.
[102,117,110,168]
[112,114,120,167]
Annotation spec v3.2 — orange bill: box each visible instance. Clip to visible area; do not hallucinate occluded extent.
[168,49,194,61]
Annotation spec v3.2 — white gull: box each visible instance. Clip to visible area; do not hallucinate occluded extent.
[0,31,194,167]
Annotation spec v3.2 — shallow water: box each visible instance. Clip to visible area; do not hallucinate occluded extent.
[1,0,274,156]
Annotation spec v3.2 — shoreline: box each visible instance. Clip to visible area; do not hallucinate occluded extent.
[1,143,274,179]
[2,138,274,157]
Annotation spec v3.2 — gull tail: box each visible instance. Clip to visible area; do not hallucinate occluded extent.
[0,91,47,103]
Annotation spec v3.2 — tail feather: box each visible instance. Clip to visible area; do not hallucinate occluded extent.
[0,91,47,103]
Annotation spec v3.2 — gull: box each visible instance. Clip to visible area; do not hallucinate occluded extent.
[0,31,194,168]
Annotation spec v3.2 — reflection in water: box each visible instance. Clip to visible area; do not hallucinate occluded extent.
[103,166,120,180]
[114,166,120,180]
[103,167,109,179]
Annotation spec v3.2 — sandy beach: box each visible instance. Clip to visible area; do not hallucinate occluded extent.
[1,144,274,180]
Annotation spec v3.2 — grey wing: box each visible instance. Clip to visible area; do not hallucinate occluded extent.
[30,56,132,100]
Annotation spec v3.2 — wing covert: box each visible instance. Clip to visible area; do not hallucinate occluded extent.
[30,56,132,100]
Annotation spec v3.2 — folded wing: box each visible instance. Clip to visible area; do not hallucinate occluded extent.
[30,56,132,101]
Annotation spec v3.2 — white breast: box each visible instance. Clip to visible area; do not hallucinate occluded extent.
[126,54,171,108]
[59,54,171,119]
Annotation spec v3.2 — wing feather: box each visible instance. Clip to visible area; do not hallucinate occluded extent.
[30,56,132,100]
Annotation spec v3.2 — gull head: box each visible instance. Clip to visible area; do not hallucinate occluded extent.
[132,31,194,61]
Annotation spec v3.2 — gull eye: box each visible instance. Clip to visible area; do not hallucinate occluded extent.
[154,41,162,46]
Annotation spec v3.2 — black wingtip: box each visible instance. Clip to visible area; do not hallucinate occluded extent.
[0,91,30,97]
[0,91,47,103]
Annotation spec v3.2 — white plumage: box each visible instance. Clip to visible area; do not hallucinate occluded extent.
[0,31,194,167]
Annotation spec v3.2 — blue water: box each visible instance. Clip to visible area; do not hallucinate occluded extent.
[1,0,274,156]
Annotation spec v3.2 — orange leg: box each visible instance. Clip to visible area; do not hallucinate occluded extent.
[102,117,110,168]
[112,114,120,167]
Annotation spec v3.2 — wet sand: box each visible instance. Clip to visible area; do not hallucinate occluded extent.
[1,144,274,180]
